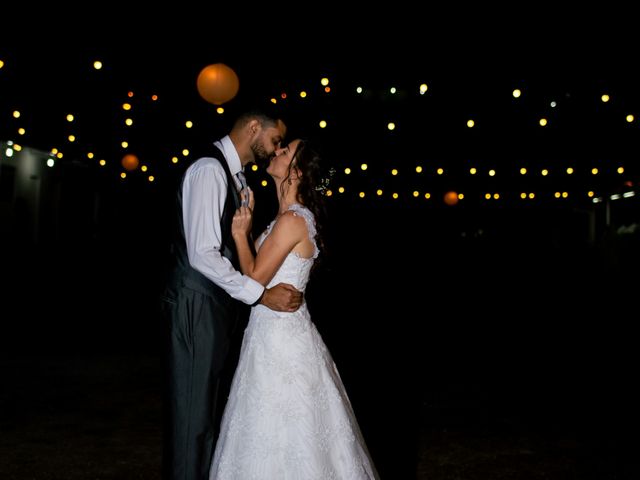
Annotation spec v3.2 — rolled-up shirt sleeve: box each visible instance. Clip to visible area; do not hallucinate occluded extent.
[182,157,264,304]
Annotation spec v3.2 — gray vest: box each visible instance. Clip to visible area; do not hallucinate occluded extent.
[165,145,240,299]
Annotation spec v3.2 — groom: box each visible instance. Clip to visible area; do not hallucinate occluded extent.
[161,108,303,480]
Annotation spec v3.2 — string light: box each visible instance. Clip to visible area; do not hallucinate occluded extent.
[0,57,636,210]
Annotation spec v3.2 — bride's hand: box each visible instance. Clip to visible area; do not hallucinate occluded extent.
[232,206,253,239]
[240,188,255,210]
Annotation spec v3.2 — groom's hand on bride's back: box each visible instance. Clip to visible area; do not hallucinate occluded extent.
[260,283,303,312]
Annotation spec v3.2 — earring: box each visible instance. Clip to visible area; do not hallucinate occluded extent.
[287,178,292,185]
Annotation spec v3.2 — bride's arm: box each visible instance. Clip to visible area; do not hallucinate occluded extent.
[232,209,305,286]
[231,209,256,276]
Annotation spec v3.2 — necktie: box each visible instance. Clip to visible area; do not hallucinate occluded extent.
[236,171,249,206]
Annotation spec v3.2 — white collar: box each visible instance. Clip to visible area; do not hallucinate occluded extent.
[214,135,243,176]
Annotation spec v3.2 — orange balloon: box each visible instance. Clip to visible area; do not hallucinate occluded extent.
[444,191,459,206]
[121,153,139,171]
[196,63,240,105]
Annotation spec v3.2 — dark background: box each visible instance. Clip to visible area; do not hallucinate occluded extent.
[2,10,640,479]
[2,193,638,478]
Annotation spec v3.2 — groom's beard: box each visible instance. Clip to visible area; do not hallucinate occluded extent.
[251,141,272,165]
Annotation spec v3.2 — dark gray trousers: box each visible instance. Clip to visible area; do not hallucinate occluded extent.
[161,286,239,480]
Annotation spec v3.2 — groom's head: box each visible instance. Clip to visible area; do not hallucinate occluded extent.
[230,108,287,167]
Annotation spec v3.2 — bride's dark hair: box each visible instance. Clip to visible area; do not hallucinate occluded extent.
[281,139,332,261]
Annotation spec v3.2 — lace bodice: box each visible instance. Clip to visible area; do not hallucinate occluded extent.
[255,203,318,293]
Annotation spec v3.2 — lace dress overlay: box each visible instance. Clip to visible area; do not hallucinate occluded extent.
[209,204,379,479]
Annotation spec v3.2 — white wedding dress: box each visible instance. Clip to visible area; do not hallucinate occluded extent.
[209,204,379,480]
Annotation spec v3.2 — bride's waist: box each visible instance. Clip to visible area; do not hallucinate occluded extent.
[251,302,309,320]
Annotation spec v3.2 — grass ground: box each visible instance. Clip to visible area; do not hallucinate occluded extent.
[1,352,634,479]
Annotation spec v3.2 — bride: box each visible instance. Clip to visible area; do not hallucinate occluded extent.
[209,138,379,479]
